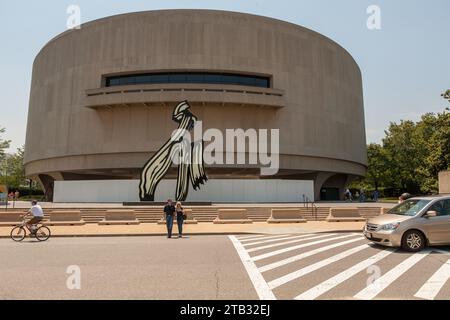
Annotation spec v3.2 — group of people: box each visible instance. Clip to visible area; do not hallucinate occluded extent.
[344,189,379,202]
[6,190,20,201]
[163,199,186,238]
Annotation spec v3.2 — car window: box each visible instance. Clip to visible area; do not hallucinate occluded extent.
[441,200,450,216]
[429,200,450,216]
[388,199,431,216]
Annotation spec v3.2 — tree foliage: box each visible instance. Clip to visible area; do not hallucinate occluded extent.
[0,127,11,160]
[354,92,450,195]
[0,146,27,188]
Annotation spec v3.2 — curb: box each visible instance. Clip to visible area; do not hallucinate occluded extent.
[0,229,363,239]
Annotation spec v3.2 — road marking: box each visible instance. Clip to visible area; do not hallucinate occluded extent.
[228,235,276,300]
[259,236,364,273]
[247,234,336,253]
[237,234,271,241]
[239,234,295,242]
[295,248,396,300]
[354,249,431,300]
[414,257,450,300]
[252,234,357,262]
[269,244,369,289]
[243,234,318,247]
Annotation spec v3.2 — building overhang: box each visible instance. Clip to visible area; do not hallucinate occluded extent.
[84,83,286,109]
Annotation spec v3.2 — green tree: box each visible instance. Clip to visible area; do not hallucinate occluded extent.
[0,127,11,160]
[441,89,450,103]
[364,143,389,191]
[3,147,26,188]
[382,120,426,193]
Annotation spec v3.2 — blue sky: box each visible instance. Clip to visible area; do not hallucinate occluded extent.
[0,0,449,152]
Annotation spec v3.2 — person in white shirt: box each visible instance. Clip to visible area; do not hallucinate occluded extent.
[22,200,44,234]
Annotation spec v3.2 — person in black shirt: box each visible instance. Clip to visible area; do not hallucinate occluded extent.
[163,199,175,238]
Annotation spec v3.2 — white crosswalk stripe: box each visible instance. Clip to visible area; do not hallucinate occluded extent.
[252,234,355,261]
[247,234,336,253]
[259,236,364,273]
[239,234,292,242]
[354,250,431,300]
[229,232,450,300]
[414,257,450,300]
[269,244,369,289]
[236,234,269,241]
[243,234,318,247]
[295,248,397,300]
[229,235,276,300]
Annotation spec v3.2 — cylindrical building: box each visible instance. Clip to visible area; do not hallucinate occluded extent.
[24,9,367,201]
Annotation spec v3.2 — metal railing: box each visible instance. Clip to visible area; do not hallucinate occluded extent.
[302,194,318,221]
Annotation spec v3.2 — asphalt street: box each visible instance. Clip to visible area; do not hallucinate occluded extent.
[0,235,257,299]
[1,233,450,300]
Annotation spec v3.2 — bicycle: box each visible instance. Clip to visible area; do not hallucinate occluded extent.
[10,217,51,242]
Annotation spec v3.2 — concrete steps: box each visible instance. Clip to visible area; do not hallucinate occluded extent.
[2,205,385,223]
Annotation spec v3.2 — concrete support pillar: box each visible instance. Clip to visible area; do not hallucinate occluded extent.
[313,172,334,201]
[37,174,56,202]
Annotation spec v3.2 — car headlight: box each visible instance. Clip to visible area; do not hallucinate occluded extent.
[381,222,400,231]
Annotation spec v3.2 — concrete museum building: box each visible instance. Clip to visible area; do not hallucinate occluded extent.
[24,10,367,203]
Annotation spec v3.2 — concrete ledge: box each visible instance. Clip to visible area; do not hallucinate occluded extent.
[213,209,252,224]
[99,210,140,225]
[326,208,366,222]
[267,208,307,223]
[0,212,22,225]
[48,210,86,226]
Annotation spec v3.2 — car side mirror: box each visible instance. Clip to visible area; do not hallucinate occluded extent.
[425,210,437,218]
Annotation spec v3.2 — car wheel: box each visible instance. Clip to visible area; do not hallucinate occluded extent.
[401,230,425,252]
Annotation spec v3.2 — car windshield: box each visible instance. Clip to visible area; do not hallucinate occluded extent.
[387,199,431,216]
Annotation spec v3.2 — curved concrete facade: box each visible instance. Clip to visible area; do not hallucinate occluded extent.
[24,9,367,200]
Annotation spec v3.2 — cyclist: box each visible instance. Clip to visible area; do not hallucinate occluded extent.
[22,200,44,234]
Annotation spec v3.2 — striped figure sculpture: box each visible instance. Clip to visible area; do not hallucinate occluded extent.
[139,101,207,201]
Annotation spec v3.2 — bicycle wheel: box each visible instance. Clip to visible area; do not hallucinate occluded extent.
[35,226,51,241]
[10,226,26,242]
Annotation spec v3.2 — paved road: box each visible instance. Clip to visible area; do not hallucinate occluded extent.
[0,235,257,299]
[1,233,450,300]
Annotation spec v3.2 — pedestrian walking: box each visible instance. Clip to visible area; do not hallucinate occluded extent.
[175,201,186,238]
[163,199,175,238]
[372,190,379,202]
[359,189,365,203]
[344,188,353,202]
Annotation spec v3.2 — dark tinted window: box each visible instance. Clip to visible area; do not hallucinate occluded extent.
[105,72,270,88]
[429,200,450,216]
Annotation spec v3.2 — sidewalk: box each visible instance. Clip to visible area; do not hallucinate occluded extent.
[3,201,395,209]
[0,221,365,238]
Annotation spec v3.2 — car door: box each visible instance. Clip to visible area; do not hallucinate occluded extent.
[422,200,450,244]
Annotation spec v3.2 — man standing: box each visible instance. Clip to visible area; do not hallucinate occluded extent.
[163,199,176,238]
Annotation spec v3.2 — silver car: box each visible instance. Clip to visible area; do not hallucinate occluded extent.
[364,195,450,252]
